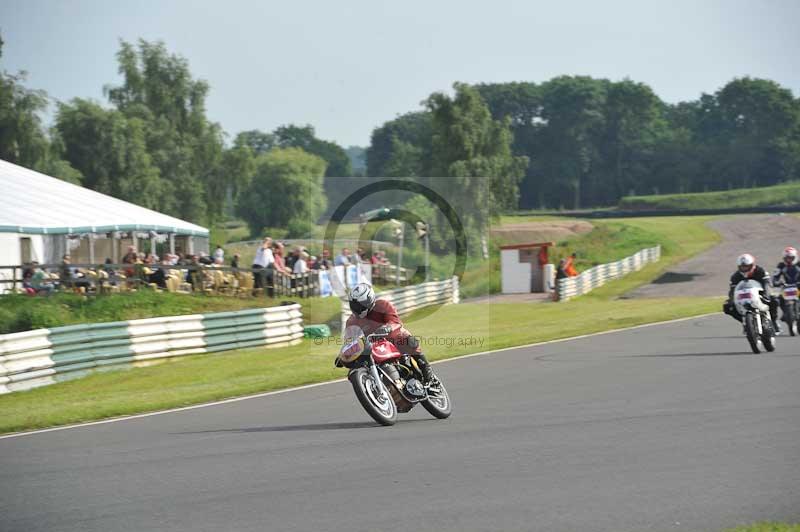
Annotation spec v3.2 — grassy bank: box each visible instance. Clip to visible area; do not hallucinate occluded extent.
[619,181,800,211]
[724,524,800,532]
[0,291,341,334]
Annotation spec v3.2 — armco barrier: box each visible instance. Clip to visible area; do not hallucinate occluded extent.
[556,246,661,301]
[0,304,303,394]
[340,277,460,331]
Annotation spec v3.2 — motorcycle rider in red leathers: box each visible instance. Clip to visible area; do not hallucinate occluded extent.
[346,283,435,383]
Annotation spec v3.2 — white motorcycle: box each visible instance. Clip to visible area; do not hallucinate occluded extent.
[734,279,776,353]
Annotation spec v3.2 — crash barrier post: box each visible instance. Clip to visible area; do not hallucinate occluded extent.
[0,304,303,394]
[339,276,460,331]
[555,245,661,302]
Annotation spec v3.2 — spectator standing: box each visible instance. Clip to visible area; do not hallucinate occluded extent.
[214,245,225,263]
[564,252,579,277]
[252,237,274,292]
[230,253,240,272]
[318,249,333,270]
[335,248,351,267]
[286,246,301,271]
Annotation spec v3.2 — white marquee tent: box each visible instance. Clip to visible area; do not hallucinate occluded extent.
[0,158,209,270]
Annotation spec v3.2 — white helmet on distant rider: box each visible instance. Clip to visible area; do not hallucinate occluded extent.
[783,246,797,266]
[348,283,376,318]
[737,253,756,275]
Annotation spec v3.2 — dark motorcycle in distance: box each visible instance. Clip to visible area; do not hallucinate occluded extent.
[778,283,800,336]
[335,325,452,426]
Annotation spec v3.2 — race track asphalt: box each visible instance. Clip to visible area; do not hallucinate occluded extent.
[2,314,799,532]
[628,213,800,298]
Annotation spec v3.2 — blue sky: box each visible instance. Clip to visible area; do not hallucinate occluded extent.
[2,0,798,147]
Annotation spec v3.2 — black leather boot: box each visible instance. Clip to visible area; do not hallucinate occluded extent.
[415,353,435,383]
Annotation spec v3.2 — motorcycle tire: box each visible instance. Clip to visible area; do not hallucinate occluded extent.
[349,367,397,426]
[421,372,452,419]
[744,313,760,354]
[786,305,797,336]
[761,317,776,352]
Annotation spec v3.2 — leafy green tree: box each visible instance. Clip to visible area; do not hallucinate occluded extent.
[366,111,432,177]
[234,130,276,155]
[56,98,162,208]
[0,36,49,168]
[426,82,528,242]
[104,39,227,223]
[236,148,327,237]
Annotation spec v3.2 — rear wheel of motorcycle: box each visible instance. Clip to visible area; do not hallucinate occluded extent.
[349,367,397,426]
[421,373,452,419]
[745,313,760,354]
[786,306,797,336]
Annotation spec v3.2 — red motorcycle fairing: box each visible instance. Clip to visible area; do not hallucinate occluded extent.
[370,339,402,363]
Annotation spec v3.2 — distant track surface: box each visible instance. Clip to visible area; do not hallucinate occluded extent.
[628,213,800,298]
[1,315,799,532]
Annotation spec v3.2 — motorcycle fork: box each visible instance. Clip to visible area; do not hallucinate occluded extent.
[754,312,763,335]
[367,358,387,399]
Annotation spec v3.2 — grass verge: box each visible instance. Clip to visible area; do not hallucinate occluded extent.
[723,524,800,532]
[619,181,800,211]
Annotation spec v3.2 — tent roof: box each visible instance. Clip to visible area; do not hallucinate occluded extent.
[0,159,208,236]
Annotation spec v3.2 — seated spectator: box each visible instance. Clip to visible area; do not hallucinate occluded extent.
[356,247,367,263]
[307,255,317,270]
[30,262,54,296]
[198,252,214,265]
[335,248,351,267]
[148,257,170,289]
[371,250,389,265]
[103,258,118,286]
[21,268,36,295]
[122,246,137,265]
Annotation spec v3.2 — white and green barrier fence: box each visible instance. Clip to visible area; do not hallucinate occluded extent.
[0,305,303,394]
[340,277,460,330]
[556,245,661,301]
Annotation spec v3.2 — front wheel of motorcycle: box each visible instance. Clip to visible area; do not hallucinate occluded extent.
[761,316,776,352]
[421,374,452,419]
[349,367,397,426]
[745,313,761,354]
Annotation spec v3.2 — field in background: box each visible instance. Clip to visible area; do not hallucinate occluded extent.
[0,215,724,434]
[619,181,800,211]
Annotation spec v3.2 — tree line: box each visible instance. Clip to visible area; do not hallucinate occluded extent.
[3,33,799,243]
[368,76,800,210]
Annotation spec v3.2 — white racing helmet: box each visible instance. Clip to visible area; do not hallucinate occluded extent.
[737,253,756,275]
[783,246,797,265]
[348,282,375,318]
